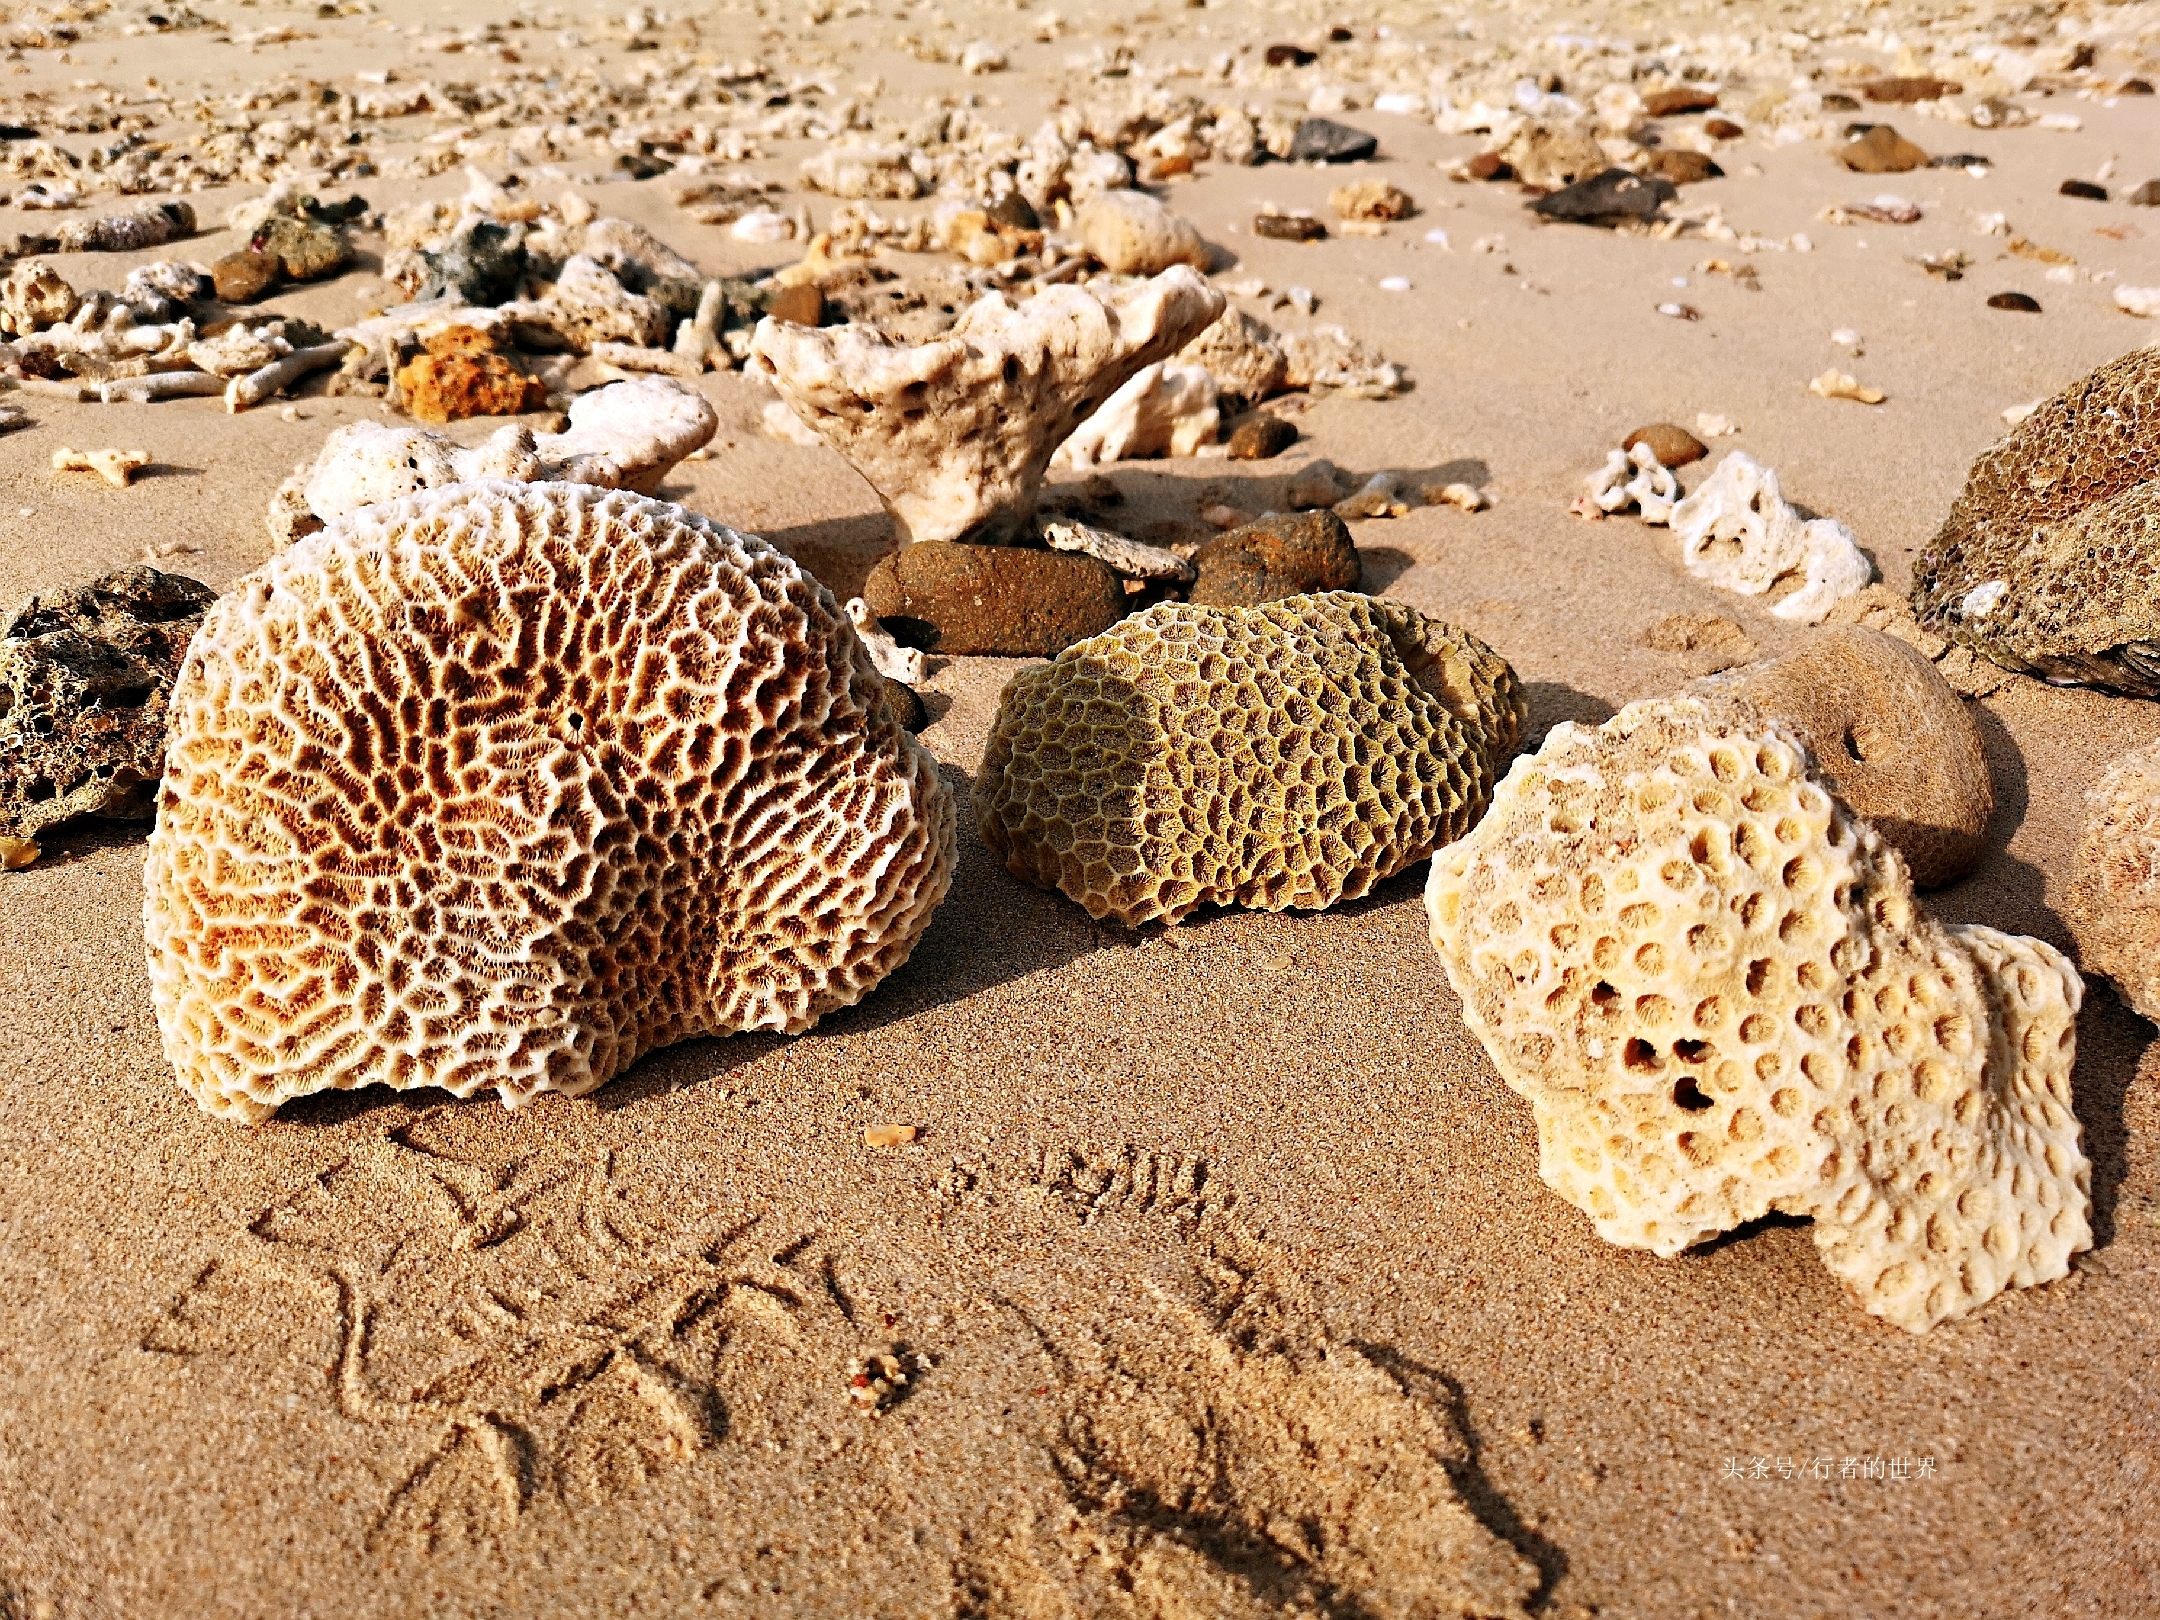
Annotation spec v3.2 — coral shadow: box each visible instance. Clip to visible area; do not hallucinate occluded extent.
[759,511,895,602]
[1520,682,1616,750]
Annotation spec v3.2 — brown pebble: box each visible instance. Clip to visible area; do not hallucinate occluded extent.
[210,250,280,303]
[1703,117,1745,139]
[1464,151,1513,182]
[881,677,927,732]
[1227,413,1298,460]
[1621,422,1708,467]
[1254,213,1327,242]
[1643,87,1718,117]
[2130,179,2160,207]
[1863,76,1962,103]
[1986,292,2042,313]
[1836,125,1928,174]
[862,542,1124,657]
[1820,91,1862,111]
[1637,150,1723,186]
[1264,43,1315,66]
[766,283,824,326]
[1189,510,1361,607]
[2058,179,2108,202]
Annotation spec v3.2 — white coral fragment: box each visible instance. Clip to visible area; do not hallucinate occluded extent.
[1427,696,2091,1332]
[499,254,668,352]
[1038,518,1196,581]
[749,267,1226,545]
[800,144,926,200]
[1669,452,1873,624]
[1583,442,1679,522]
[147,483,957,1123]
[1055,361,1220,467]
[846,598,926,684]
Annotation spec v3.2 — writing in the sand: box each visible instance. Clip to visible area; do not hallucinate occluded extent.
[1721,1456,1938,1482]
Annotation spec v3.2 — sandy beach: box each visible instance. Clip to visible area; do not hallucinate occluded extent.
[2,0,2157,1614]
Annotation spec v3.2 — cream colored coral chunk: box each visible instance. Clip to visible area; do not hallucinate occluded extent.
[146,483,956,1123]
[1426,697,2088,1333]
[748,266,1226,545]
[1669,452,1873,624]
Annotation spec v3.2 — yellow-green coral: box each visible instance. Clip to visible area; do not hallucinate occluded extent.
[975,591,1525,926]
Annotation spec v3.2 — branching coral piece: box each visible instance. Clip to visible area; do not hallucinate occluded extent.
[977,592,1525,926]
[748,266,1225,544]
[1579,441,1678,521]
[146,483,956,1123]
[1427,696,2089,1332]
[1669,452,1873,624]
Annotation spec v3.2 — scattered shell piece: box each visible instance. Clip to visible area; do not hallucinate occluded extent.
[1809,369,1886,405]
[1039,518,1196,582]
[1428,482,1490,513]
[1077,190,1209,275]
[0,835,35,871]
[1334,471,1411,519]
[2116,287,2160,319]
[51,447,149,488]
[1426,695,2088,1333]
[1670,452,1873,624]
[1695,413,1738,437]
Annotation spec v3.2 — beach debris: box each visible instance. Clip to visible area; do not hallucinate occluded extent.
[1667,452,1872,624]
[1531,168,1676,226]
[1426,695,2088,1333]
[978,592,1523,926]
[1809,369,1885,404]
[1624,422,1709,467]
[1642,611,1755,676]
[1077,190,1208,275]
[861,541,1125,657]
[750,267,1225,546]
[2059,180,2108,202]
[395,326,545,423]
[1038,518,1195,583]
[0,257,78,334]
[862,1123,919,1148]
[51,447,148,487]
[120,261,210,322]
[268,377,717,547]
[1645,87,1720,116]
[1056,362,1220,466]
[146,484,956,1123]
[54,200,194,254]
[844,598,926,685]
[1489,121,1604,189]
[1330,179,1413,221]
[1911,249,1971,281]
[1428,481,1491,513]
[1695,413,1738,438]
[1693,629,1993,888]
[1285,461,1350,510]
[0,835,34,871]
[846,1348,919,1414]
[1837,126,1928,173]
[1190,510,1361,606]
[0,404,25,433]
[2068,741,2160,1022]
[1909,345,2160,692]
[2131,181,2160,208]
[2009,236,2075,266]
[209,251,280,304]
[1580,442,1679,522]
[1821,195,1921,225]
[1288,118,1377,163]
[1335,472,1412,520]
[2116,287,2160,319]
[1863,76,1960,103]
[801,145,925,200]
[0,566,215,845]
[1637,150,1722,187]
[1986,292,2042,313]
[500,254,670,352]
[1254,210,1328,242]
[1227,412,1297,460]
[1176,309,1288,406]
[1277,325,1406,396]
[226,343,348,413]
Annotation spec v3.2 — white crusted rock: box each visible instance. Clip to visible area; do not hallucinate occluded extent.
[1582,442,1680,522]
[1669,452,1873,624]
[1175,307,1287,404]
[800,145,926,201]
[1038,518,1197,581]
[1077,189,1209,275]
[1055,361,1220,467]
[148,483,957,1122]
[749,266,1226,545]
[1427,696,2090,1333]
[0,258,78,336]
[1278,325,1406,397]
[499,255,669,353]
[580,215,703,286]
[536,376,718,493]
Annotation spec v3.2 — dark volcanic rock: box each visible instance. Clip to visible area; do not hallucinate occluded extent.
[1529,167,1676,225]
[1986,292,2042,313]
[862,542,1125,657]
[0,566,216,842]
[2059,179,2109,201]
[1190,511,1361,606]
[1264,43,1316,66]
[1288,118,1377,163]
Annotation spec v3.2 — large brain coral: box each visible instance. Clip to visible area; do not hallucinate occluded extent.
[976,592,1525,927]
[1909,344,2160,691]
[145,483,955,1123]
[1427,697,2089,1332]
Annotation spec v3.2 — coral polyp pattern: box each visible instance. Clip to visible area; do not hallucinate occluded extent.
[975,592,1526,927]
[1426,698,2089,1332]
[144,482,955,1123]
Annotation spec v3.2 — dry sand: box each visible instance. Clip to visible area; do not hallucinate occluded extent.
[2,1,2158,1615]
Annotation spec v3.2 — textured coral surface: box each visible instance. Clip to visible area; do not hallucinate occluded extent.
[1427,697,2089,1332]
[2067,737,2160,1022]
[145,482,955,1122]
[977,592,1524,926]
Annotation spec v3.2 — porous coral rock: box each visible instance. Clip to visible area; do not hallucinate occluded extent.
[1491,120,1605,189]
[2067,739,2160,1021]
[1278,325,1406,397]
[861,541,1125,657]
[1039,517,1195,582]
[0,257,77,335]
[799,145,927,200]
[146,483,955,1123]
[1055,361,1220,466]
[749,267,1225,546]
[54,200,194,254]
[1190,510,1362,607]
[1694,629,1993,889]
[1174,307,1287,406]
[1908,345,2160,693]
[1330,179,1414,221]
[1076,189,1209,275]
[499,254,669,353]
[1426,696,2089,1332]
[1582,442,1679,522]
[978,592,1524,927]
[395,326,543,423]
[0,566,215,843]
[1670,452,1873,624]
[580,215,703,288]
[121,260,212,322]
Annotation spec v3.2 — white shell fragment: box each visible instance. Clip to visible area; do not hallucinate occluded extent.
[1054,361,1220,467]
[1668,452,1873,624]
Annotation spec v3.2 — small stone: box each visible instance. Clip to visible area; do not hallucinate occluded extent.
[1077,190,1209,275]
[862,542,1126,657]
[1189,510,1361,606]
[1285,460,1347,509]
[1821,92,1862,111]
[1264,43,1315,67]
[1463,151,1512,182]
[1530,168,1676,225]
[1254,212,1327,242]
[1287,118,1377,164]
[882,678,927,731]
[1227,413,1297,460]
[1987,292,2042,313]
[1810,370,1886,405]
[985,191,1040,232]
[395,328,544,425]
[1862,76,1962,103]
[252,213,350,282]
[415,218,527,305]
[1637,150,1722,186]
[1837,126,1928,174]
[1644,87,1719,117]
[1703,117,1745,140]
[0,835,36,870]
[1426,482,1489,512]
[211,250,280,304]
[2059,179,2109,202]
[1622,422,1708,467]
[1329,179,1413,221]
[766,282,825,326]
[863,1123,918,1148]
[2129,180,2160,207]
[1642,611,1755,675]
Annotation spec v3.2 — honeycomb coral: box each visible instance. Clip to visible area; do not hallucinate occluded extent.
[1426,697,2089,1332]
[1909,344,2160,692]
[2066,738,2160,1022]
[145,483,956,1123]
[976,592,1525,926]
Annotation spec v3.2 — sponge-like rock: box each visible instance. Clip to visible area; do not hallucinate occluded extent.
[0,566,216,842]
[1694,627,1992,889]
[978,592,1525,926]
[2067,738,2160,1021]
[1909,345,2160,692]
[1427,696,2088,1332]
[145,483,956,1123]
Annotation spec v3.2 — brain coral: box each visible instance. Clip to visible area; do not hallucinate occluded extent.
[145,483,955,1123]
[2066,737,2160,1022]
[976,592,1525,927]
[1909,344,2160,691]
[1426,697,2088,1332]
